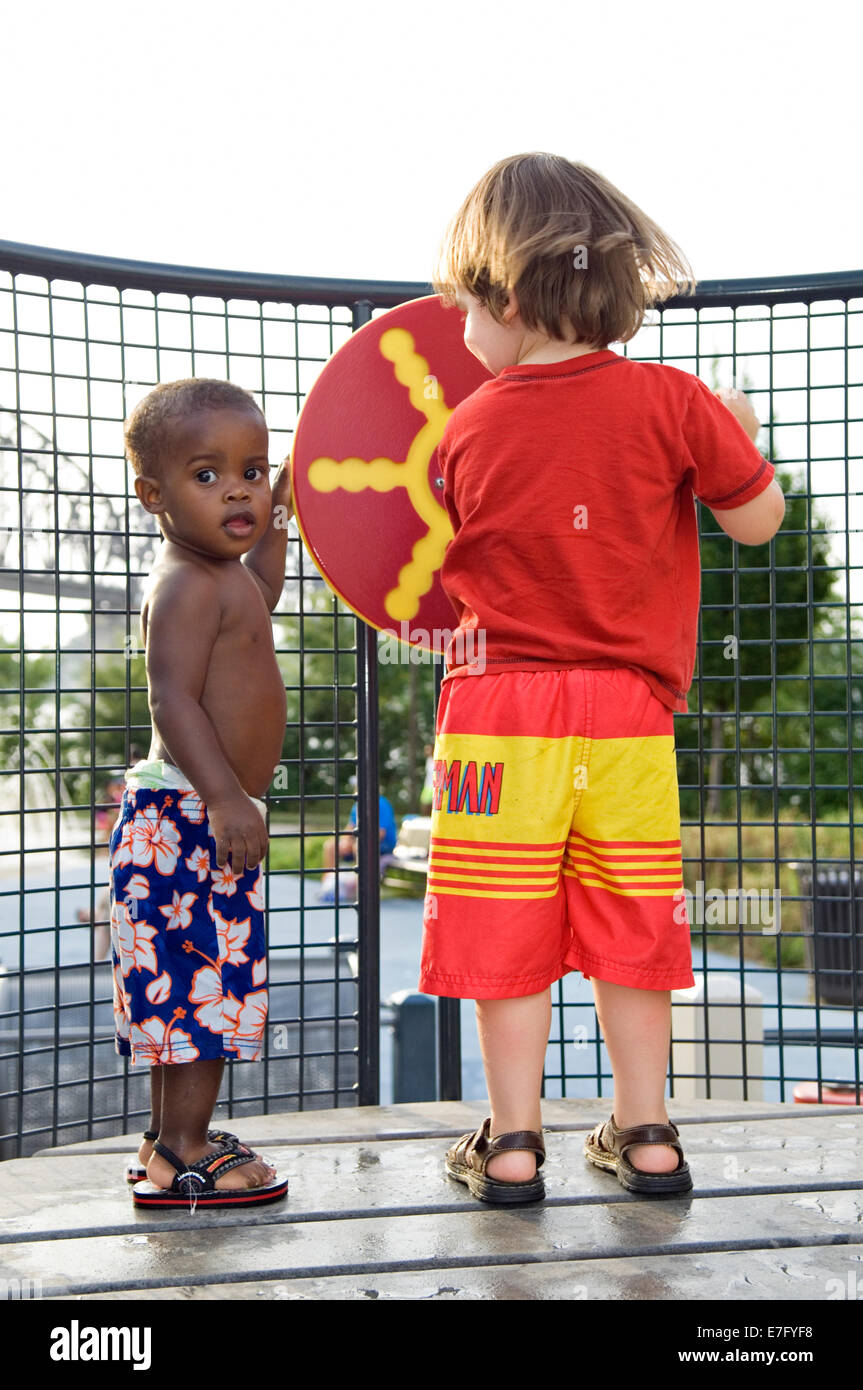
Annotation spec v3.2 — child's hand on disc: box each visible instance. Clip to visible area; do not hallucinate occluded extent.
[715,387,761,443]
[271,458,294,519]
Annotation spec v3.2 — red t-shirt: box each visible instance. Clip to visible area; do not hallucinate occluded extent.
[438,348,776,713]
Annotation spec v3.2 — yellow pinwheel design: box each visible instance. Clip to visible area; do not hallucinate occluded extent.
[307,327,454,622]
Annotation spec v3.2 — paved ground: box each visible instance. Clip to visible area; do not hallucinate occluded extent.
[3,856,859,1111]
[1,1098,861,1300]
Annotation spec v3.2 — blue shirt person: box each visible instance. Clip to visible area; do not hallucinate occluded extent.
[347,795,397,856]
[320,794,399,886]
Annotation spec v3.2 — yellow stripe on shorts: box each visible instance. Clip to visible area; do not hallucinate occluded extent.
[427,730,683,901]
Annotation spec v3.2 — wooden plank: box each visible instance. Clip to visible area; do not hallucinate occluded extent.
[52,1244,863,1301]
[31,1096,860,1157]
[1,1120,862,1241]
[2,1189,861,1297]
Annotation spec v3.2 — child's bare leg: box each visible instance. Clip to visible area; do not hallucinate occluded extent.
[591,978,679,1173]
[136,1066,164,1167]
[146,1059,275,1190]
[85,890,111,959]
[322,834,354,871]
[474,988,551,1181]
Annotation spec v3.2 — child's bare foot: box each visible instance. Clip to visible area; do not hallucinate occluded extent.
[138,1131,271,1174]
[146,1140,277,1192]
[137,1136,156,1169]
[613,1112,681,1173]
[485,1151,538,1182]
[624,1142,680,1173]
[483,1117,542,1182]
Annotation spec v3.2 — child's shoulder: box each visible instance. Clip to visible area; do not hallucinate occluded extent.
[148,542,222,580]
[438,378,499,445]
[142,547,221,620]
[614,354,704,399]
[439,359,713,459]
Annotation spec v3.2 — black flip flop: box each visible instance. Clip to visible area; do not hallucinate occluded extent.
[125,1127,250,1183]
[132,1138,288,1211]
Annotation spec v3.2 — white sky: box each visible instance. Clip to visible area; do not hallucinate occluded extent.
[3,0,862,645]
[5,0,863,284]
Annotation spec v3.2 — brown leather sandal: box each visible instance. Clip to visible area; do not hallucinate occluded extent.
[584,1114,692,1195]
[445,1117,546,1204]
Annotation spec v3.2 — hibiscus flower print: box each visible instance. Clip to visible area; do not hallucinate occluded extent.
[111,819,135,870]
[129,1010,199,1064]
[159,890,198,930]
[225,990,268,1059]
[125,872,150,898]
[109,791,271,1067]
[116,900,159,978]
[207,898,252,965]
[178,790,205,824]
[109,895,125,958]
[189,965,242,1035]
[246,867,264,912]
[185,845,210,882]
[145,970,172,1004]
[112,962,132,1040]
[211,862,239,897]
[129,802,181,876]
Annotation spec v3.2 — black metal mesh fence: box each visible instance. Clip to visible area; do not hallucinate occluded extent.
[0,248,409,1155]
[544,277,862,1106]
[0,243,860,1156]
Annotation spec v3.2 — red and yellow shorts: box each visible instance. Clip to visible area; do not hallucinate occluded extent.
[419,667,695,999]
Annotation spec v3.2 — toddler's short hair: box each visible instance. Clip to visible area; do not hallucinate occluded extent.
[124,378,265,477]
[433,153,695,347]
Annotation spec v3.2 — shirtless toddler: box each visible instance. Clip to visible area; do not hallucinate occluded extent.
[111,378,291,1209]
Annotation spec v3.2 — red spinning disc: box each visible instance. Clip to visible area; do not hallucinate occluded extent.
[290,295,492,653]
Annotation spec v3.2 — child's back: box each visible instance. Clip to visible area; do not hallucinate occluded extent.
[438,347,776,712]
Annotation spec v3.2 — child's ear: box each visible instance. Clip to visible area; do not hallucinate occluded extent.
[134,474,165,515]
[502,289,520,323]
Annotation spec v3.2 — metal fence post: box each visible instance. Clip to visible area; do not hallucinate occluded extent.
[432,656,462,1100]
[351,296,382,1109]
[355,613,381,1106]
[388,989,436,1101]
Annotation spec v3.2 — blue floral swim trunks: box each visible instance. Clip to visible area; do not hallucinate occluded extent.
[108,785,268,1065]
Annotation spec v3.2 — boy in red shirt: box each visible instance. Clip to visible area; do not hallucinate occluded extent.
[421,153,785,1203]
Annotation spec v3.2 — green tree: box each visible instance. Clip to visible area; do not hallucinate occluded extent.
[0,646,62,807]
[675,361,860,829]
[275,577,436,829]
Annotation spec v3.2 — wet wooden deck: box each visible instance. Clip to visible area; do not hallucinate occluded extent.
[1,1098,861,1300]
